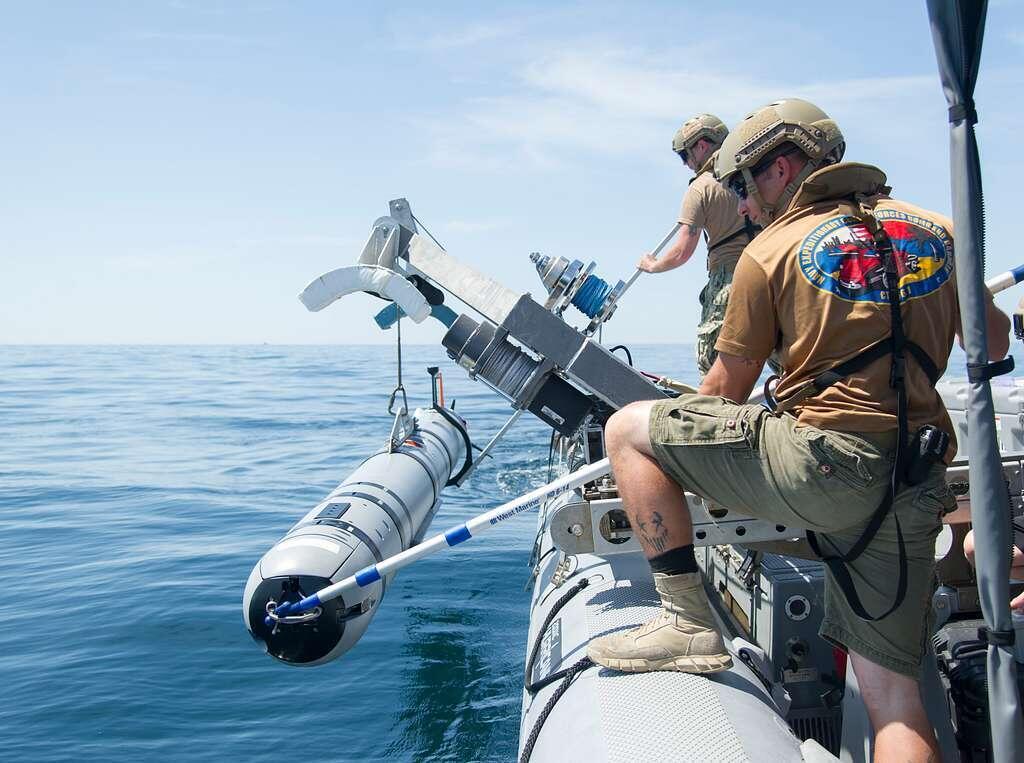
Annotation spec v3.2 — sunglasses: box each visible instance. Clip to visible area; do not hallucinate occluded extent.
[728,175,748,200]
[676,148,689,164]
[728,148,801,199]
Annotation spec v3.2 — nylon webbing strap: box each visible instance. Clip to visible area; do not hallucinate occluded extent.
[708,215,760,254]
[771,335,936,414]
[979,626,1016,646]
[806,383,911,621]
[907,343,941,385]
[805,207,917,622]
[432,404,473,486]
[966,357,1015,383]
[948,100,978,125]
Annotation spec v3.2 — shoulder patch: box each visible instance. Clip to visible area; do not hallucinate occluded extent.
[797,209,954,304]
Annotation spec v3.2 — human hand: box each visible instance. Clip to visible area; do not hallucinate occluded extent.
[637,253,660,273]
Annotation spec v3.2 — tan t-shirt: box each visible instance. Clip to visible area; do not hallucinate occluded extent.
[679,167,750,271]
[715,163,963,454]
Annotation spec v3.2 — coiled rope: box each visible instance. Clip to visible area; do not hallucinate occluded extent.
[524,577,591,691]
[570,274,612,318]
[519,657,594,763]
[520,576,596,763]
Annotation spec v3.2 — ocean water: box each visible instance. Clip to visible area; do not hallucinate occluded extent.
[0,343,700,763]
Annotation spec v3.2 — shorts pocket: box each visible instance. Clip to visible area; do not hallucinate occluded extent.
[656,398,755,450]
[913,481,956,519]
[798,428,875,491]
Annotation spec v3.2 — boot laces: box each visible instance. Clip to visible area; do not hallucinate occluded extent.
[630,610,672,639]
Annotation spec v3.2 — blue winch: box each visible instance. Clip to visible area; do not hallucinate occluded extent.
[529,253,626,331]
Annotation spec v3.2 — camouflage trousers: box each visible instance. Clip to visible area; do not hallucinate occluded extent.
[694,262,736,377]
[695,261,782,378]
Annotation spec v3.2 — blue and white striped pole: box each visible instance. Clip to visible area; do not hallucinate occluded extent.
[985,264,1024,294]
[266,457,611,623]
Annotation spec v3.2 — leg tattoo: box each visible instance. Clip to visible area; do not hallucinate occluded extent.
[636,510,670,554]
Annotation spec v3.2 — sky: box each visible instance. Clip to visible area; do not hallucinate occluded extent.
[2,0,1024,345]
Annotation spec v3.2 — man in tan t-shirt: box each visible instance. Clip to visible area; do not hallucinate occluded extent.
[638,113,758,376]
[587,99,1010,763]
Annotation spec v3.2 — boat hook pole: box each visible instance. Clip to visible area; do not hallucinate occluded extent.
[615,222,682,305]
[266,457,612,624]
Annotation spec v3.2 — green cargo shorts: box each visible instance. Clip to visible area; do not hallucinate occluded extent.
[648,393,955,678]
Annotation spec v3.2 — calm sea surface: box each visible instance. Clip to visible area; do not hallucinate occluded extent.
[0,344,701,762]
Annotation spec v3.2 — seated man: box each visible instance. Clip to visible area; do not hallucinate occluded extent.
[586,98,1010,763]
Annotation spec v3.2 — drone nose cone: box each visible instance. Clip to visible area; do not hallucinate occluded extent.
[246,575,345,665]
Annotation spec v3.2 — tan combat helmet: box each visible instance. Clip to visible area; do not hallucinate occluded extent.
[714,98,845,222]
[671,113,729,158]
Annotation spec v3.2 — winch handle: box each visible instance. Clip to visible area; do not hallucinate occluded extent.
[617,222,683,303]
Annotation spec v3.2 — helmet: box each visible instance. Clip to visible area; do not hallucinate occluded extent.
[714,98,845,221]
[671,113,728,155]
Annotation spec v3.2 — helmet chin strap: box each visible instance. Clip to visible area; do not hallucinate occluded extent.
[743,159,820,224]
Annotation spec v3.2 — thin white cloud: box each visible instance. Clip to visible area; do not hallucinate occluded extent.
[415,42,941,174]
[424,22,515,49]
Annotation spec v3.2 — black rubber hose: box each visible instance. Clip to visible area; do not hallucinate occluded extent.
[608,344,633,366]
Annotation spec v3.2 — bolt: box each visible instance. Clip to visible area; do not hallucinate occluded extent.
[570,523,584,537]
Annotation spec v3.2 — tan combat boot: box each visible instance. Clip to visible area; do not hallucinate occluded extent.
[587,572,732,674]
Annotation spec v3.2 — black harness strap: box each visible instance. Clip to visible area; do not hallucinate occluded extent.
[772,333,940,414]
[804,209,934,622]
[708,215,761,254]
[810,337,939,391]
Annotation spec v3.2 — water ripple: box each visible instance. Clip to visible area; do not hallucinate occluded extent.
[0,344,698,761]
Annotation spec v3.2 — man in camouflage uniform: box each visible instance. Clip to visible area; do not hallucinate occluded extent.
[638,113,759,377]
[590,99,1010,762]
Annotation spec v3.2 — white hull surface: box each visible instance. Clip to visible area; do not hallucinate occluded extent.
[520,495,831,763]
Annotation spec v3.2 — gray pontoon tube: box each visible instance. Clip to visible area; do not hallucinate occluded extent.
[926,0,1024,757]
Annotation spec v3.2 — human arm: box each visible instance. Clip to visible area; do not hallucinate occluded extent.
[983,297,1011,360]
[705,253,778,403]
[637,224,701,273]
[698,352,764,403]
[953,275,1011,359]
